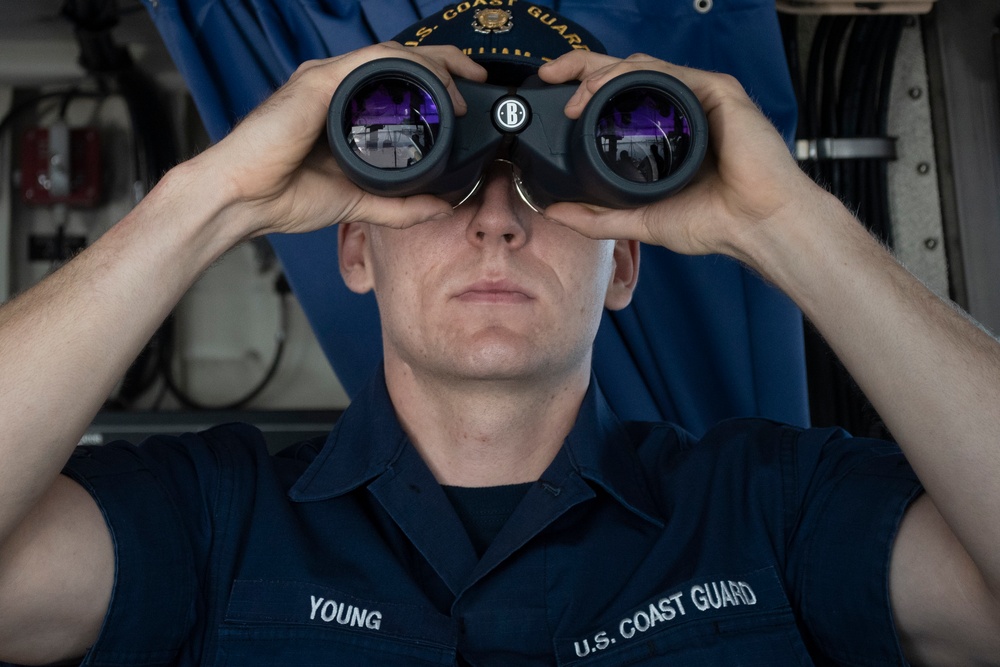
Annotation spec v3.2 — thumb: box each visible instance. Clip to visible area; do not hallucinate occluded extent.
[543,202,649,243]
[348,192,455,229]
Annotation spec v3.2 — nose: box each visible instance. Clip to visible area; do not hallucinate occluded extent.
[464,161,531,249]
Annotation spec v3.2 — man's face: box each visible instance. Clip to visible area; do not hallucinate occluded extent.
[340,164,638,386]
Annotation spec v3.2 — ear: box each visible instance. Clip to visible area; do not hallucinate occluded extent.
[604,239,640,311]
[338,222,375,294]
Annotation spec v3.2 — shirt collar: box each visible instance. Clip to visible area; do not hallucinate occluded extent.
[288,364,408,501]
[289,365,665,527]
[560,377,665,527]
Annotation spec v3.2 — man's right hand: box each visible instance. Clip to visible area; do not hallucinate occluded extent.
[196,42,486,239]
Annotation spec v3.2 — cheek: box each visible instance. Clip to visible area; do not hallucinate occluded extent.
[547,240,617,310]
[367,241,414,329]
[368,230,449,319]
[368,229,424,290]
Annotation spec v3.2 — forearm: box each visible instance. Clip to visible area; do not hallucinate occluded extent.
[0,155,247,545]
[745,187,1000,588]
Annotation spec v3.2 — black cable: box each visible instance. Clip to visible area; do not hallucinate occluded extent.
[856,18,891,240]
[803,17,831,182]
[838,17,875,139]
[821,16,852,194]
[158,287,290,411]
[779,13,804,128]
[874,17,906,248]
[117,68,177,190]
[787,15,908,438]
[838,17,878,213]
[61,0,133,73]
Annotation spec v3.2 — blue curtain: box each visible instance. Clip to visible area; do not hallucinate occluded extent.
[142,0,809,434]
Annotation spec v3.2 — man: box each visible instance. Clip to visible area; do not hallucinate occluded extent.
[1,4,1000,665]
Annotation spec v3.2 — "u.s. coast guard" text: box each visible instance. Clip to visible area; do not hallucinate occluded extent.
[573,579,758,658]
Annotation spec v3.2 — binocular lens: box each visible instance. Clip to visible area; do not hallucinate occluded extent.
[595,88,693,185]
[344,77,441,169]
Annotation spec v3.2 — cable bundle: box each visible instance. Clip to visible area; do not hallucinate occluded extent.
[782,14,907,437]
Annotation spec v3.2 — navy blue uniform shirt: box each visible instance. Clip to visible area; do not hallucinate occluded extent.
[63,369,921,665]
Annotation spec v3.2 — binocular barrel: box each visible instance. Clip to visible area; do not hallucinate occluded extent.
[327,58,708,210]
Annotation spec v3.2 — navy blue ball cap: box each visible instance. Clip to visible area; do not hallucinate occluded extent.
[393,2,606,81]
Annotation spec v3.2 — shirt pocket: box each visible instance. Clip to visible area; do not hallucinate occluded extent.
[554,567,815,666]
[215,579,458,667]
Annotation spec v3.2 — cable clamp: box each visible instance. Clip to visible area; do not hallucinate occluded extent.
[795,137,897,161]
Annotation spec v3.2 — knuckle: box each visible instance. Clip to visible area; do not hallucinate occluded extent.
[428,44,464,57]
[288,62,332,92]
[355,42,405,61]
[716,73,748,96]
[290,58,322,79]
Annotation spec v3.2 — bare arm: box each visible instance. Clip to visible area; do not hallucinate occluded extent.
[541,51,1000,664]
[0,141,277,665]
[744,173,1000,665]
[0,43,483,664]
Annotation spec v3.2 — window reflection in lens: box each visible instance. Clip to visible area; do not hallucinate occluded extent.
[595,88,692,184]
[344,78,441,169]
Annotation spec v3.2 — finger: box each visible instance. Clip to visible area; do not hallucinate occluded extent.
[537,52,621,118]
[413,44,488,82]
[539,52,665,110]
[384,42,487,115]
[257,47,402,138]
[567,54,675,117]
[542,202,652,243]
[346,192,455,230]
[536,50,620,84]
[541,51,730,120]
[422,51,488,115]
[311,42,480,115]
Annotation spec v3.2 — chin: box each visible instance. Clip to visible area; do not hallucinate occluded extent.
[446,340,584,386]
[394,323,593,385]
[454,349,539,381]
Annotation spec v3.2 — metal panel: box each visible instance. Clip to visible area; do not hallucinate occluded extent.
[888,18,950,299]
[925,1,1000,332]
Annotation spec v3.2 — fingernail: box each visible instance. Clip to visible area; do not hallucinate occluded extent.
[430,211,453,220]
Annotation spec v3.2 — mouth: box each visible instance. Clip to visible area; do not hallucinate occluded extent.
[454,279,534,304]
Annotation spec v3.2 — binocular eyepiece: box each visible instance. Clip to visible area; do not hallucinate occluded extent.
[327,58,708,210]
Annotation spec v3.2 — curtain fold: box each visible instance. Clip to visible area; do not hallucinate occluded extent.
[142,0,809,433]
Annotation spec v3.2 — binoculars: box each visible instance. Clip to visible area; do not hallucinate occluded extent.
[326,58,708,210]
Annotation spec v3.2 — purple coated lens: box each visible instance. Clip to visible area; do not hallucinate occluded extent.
[343,77,441,169]
[594,88,693,184]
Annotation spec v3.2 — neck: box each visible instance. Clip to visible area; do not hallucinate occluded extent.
[384,358,590,487]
